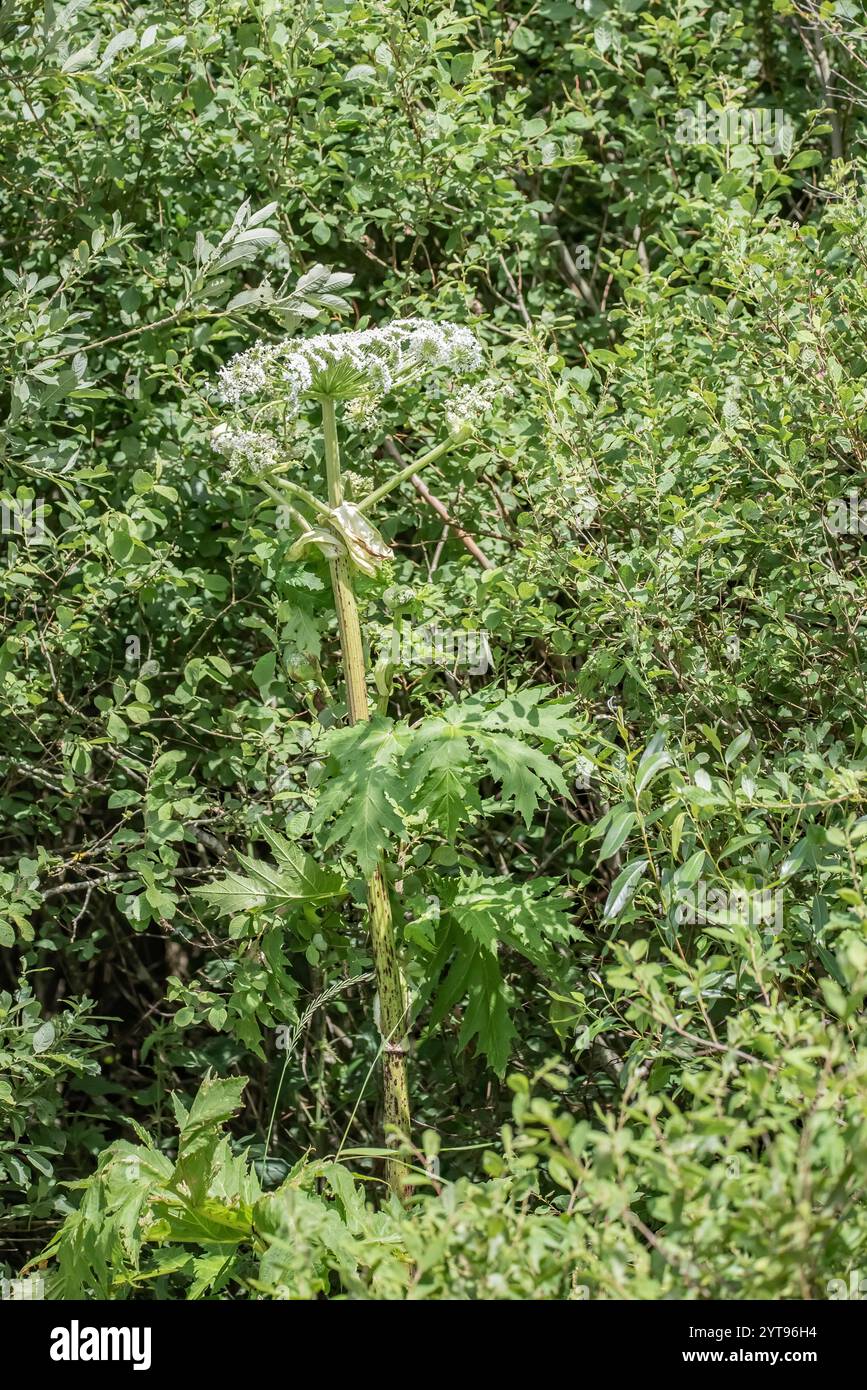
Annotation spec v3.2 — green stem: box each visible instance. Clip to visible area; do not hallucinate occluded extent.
[265,472,334,521]
[256,479,312,534]
[356,424,471,513]
[321,398,412,1198]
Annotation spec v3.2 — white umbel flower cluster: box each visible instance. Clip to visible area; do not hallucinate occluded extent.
[210,423,281,475]
[217,317,482,411]
[445,382,494,433]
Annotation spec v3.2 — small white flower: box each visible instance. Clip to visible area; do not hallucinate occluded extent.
[445,381,494,433]
[210,423,281,475]
[345,396,382,432]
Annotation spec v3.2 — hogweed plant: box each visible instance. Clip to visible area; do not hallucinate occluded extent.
[210,315,484,1195]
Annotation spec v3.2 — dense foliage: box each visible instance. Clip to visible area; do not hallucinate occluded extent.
[2,0,866,1300]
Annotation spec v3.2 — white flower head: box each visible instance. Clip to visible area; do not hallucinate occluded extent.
[217,317,483,417]
[345,395,383,432]
[445,381,494,433]
[210,423,281,475]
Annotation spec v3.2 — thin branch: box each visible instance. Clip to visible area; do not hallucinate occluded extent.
[381,438,494,570]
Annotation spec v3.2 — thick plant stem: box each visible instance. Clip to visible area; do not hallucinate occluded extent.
[321,398,411,1197]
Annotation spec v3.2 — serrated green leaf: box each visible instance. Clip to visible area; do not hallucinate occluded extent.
[192,835,344,917]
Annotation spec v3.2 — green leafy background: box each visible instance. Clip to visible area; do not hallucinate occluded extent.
[2,0,867,1299]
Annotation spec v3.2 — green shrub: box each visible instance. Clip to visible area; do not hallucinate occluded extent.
[3,0,867,1296]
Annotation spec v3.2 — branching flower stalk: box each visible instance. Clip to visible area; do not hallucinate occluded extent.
[213,315,485,1196]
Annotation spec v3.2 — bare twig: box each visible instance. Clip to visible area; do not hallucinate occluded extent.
[382,438,494,570]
